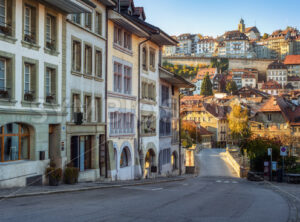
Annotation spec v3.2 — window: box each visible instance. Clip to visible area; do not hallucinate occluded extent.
[160,110,171,137]
[114,26,122,45]
[45,14,56,50]
[45,68,56,103]
[24,63,36,101]
[120,147,131,168]
[0,123,30,162]
[124,31,131,50]
[71,14,81,25]
[84,45,92,75]
[141,114,156,135]
[161,85,169,107]
[24,4,36,43]
[161,148,171,165]
[142,47,147,71]
[95,50,102,78]
[84,95,92,122]
[95,12,102,35]
[0,0,12,35]
[72,93,81,120]
[84,13,92,30]
[72,40,81,72]
[95,97,101,123]
[150,49,155,69]
[124,66,131,94]
[267,114,272,121]
[114,62,122,93]
[0,58,5,91]
[0,0,5,27]
[109,111,134,135]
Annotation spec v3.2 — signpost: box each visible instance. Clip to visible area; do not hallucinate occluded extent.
[268,148,272,181]
[280,146,288,180]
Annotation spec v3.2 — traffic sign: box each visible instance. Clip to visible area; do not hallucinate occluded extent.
[272,161,277,171]
[280,146,288,156]
[268,148,272,156]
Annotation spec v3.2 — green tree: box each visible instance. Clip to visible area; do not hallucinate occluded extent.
[200,73,213,96]
[210,58,229,72]
[227,102,250,145]
[226,80,238,95]
[262,33,269,40]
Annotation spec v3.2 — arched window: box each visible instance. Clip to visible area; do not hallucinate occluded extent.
[171,151,178,170]
[0,123,30,162]
[142,47,147,71]
[120,146,131,168]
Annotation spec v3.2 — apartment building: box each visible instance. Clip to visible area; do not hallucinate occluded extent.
[284,55,300,76]
[196,37,217,57]
[65,0,114,182]
[266,61,288,88]
[0,0,86,188]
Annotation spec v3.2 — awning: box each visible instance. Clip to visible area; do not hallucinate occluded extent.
[159,67,194,89]
[38,0,90,13]
[97,0,116,6]
[108,10,149,38]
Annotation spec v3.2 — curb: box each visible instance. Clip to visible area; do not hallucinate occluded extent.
[0,177,185,200]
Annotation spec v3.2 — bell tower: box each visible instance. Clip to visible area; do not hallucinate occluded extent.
[238,18,245,33]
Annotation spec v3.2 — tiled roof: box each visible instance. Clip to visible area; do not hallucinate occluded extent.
[288,76,300,82]
[193,68,217,81]
[262,80,282,90]
[203,103,231,119]
[268,60,287,69]
[198,126,214,135]
[259,97,281,112]
[245,26,260,34]
[224,30,248,41]
[284,55,300,65]
[242,73,256,79]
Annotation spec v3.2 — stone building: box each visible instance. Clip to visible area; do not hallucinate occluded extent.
[266,60,288,88]
[0,0,87,188]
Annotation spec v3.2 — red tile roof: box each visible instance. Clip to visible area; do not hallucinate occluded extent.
[284,55,300,65]
[262,80,282,90]
[259,97,281,112]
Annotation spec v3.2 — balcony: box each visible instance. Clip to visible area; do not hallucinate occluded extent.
[24,31,36,44]
[45,93,56,104]
[46,39,56,51]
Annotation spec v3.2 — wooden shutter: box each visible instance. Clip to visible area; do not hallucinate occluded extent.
[6,0,12,32]
[30,6,36,42]
[6,58,12,97]
[51,69,56,100]
[30,64,36,98]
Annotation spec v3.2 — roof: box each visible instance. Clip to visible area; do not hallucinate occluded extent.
[267,60,287,70]
[245,26,260,34]
[203,103,231,120]
[39,0,91,13]
[258,97,281,112]
[288,76,300,82]
[242,73,256,79]
[133,7,146,21]
[262,80,282,90]
[224,30,248,41]
[198,126,214,136]
[284,55,300,65]
[159,66,195,88]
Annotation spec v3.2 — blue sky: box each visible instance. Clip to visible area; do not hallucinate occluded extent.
[135,0,300,37]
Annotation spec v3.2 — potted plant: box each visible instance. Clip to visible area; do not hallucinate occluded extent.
[64,163,79,185]
[46,162,62,186]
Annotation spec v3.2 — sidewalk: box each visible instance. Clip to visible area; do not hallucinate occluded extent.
[0,176,187,199]
[263,181,300,222]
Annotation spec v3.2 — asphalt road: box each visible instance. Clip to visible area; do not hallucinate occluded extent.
[0,149,290,222]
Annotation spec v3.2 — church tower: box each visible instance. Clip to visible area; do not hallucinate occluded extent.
[238,18,245,33]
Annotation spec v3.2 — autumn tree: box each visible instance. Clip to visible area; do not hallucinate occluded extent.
[262,33,269,40]
[200,73,213,96]
[228,102,250,145]
[226,80,238,95]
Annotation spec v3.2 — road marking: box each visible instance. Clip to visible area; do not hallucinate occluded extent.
[216,180,222,183]
[215,180,239,184]
[122,187,163,191]
[151,188,163,191]
[182,183,189,186]
[224,181,229,183]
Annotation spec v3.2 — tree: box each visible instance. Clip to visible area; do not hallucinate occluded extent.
[262,33,269,40]
[226,80,238,95]
[181,121,202,145]
[210,58,229,73]
[200,73,213,96]
[227,102,250,145]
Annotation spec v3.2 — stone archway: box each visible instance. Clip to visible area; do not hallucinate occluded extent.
[144,148,156,179]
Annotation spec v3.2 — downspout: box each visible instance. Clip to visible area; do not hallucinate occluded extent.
[138,37,151,178]
[104,7,109,178]
[178,93,182,175]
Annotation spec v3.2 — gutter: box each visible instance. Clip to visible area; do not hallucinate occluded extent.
[105,7,109,178]
[138,37,151,176]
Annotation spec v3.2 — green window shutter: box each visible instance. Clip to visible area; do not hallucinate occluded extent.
[30,64,36,97]
[6,58,12,97]
[51,69,56,100]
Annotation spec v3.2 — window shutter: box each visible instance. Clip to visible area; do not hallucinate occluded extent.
[31,7,36,40]
[76,43,81,72]
[51,16,56,48]
[6,59,12,97]
[30,65,36,97]
[6,0,12,28]
[51,69,56,100]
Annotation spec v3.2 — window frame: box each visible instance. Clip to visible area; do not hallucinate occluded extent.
[0,0,6,26]
[72,38,82,73]
[0,58,6,90]
[95,11,102,36]
[84,44,92,75]
[95,49,102,78]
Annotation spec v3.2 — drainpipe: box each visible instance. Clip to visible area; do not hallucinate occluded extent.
[178,93,182,175]
[104,7,109,178]
[138,37,151,177]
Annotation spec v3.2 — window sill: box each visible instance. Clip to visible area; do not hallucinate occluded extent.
[83,74,93,80]
[108,91,137,101]
[140,99,157,105]
[43,103,60,108]
[0,33,17,44]
[149,67,156,73]
[94,76,104,82]
[44,48,60,56]
[0,98,17,106]
[71,70,83,77]
[21,40,40,51]
[141,133,157,137]
[21,100,40,107]
[159,135,172,138]
[109,133,135,138]
[113,43,133,56]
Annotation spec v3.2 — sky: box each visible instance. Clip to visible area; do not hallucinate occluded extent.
[135,0,300,37]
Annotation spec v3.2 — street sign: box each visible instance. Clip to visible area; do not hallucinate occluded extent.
[280,146,288,156]
[268,148,272,156]
[272,161,277,171]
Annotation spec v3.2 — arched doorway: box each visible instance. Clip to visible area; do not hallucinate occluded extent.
[120,146,131,168]
[144,149,156,178]
[171,151,178,171]
[0,123,31,162]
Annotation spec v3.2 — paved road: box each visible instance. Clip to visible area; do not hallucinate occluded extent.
[0,149,290,222]
[197,149,238,177]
